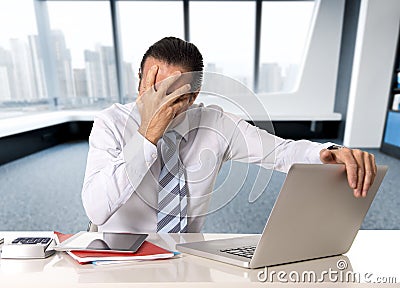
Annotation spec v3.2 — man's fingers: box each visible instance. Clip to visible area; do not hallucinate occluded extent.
[361,153,376,197]
[372,153,377,175]
[320,146,377,198]
[171,100,187,114]
[157,71,182,94]
[162,100,187,121]
[163,84,191,105]
[159,93,188,113]
[320,149,335,164]
[145,65,158,92]
[355,151,366,198]
[338,148,358,191]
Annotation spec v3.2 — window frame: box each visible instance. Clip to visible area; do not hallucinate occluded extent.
[30,0,345,122]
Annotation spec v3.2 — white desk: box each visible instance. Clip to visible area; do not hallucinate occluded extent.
[0,108,341,139]
[0,230,399,287]
[0,110,97,138]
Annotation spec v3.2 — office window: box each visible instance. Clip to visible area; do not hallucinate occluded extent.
[118,1,184,103]
[190,1,256,89]
[47,1,117,108]
[0,0,48,112]
[258,1,315,93]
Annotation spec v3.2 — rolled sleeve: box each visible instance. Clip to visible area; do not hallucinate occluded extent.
[124,131,158,189]
[221,110,338,173]
[305,141,336,164]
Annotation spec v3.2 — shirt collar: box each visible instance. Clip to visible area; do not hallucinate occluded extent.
[167,111,190,142]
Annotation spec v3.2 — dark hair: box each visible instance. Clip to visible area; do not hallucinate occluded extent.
[139,37,204,91]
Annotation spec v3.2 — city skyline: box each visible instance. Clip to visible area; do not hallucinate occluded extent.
[0,1,312,109]
[0,29,300,108]
[206,62,300,93]
[0,30,137,107]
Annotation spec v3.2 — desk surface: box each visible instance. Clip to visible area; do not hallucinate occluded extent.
[0,110,97,138]
[0,230,399,287]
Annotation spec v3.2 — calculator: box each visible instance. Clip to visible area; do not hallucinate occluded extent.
[11,237,52,247]
[1,236,56,259]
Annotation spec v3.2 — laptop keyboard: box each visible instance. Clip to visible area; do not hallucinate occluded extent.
[220,245,256,259]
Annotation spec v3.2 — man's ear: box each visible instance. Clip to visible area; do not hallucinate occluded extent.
[189,91,199,106]
[137,72,142,93]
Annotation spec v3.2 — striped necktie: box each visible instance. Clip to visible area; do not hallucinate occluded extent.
[157,131,188,233]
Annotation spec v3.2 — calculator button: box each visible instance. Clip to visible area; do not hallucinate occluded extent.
[41,238,50,244]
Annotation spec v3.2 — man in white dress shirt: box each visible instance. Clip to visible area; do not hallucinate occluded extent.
[82,37,377,233]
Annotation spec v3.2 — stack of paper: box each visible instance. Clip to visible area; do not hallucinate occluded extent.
[55,232,176,265]
[67,241,175,264]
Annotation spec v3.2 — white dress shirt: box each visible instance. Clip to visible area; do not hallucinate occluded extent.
[82,102,331,233]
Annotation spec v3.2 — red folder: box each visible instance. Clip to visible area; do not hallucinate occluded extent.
[55,232,175,264]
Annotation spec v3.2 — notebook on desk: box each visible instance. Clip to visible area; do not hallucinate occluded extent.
[54,232,176,265]
[55,231,148,253]
[177,164,388,269]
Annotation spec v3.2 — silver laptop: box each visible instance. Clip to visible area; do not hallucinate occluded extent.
[176,164,387,269]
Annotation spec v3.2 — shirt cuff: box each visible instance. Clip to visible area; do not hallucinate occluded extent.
[308,142,337,164]
[123,130,158,184]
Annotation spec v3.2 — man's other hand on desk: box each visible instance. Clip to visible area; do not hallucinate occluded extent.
[320,147,377,198]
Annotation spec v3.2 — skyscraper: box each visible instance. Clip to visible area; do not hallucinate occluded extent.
[123,62,136,101]
[0,66,11,102]
[84,49,103,100]
[73,68,88,101]
[282,64,300,92]
[84,45,118,102]
[205,62,223,74]
[0,47,14,102]
[28,35,47,100]
[50,30,75,101]
[10,38,36,101]
[98,45,118,101]
[259,63,282,93]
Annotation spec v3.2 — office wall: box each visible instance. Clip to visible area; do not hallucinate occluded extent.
[344,0,400,148]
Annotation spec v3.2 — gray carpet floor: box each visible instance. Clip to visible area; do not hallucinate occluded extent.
[0,141,398,233]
